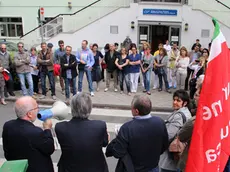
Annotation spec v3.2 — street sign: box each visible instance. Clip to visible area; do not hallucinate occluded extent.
[40,7,45,22]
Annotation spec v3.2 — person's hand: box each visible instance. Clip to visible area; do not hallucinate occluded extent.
[33,66,38,70]
[45,60,50,63]
[80,60,86,64]
[107,132,110,142]
[118,65,122,70]
[43,119,52,130]
[88,66,92,70]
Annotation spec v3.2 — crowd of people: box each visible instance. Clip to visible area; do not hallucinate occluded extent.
[0,38,209,105]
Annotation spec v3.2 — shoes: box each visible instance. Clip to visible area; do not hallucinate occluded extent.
[158,88,162,92]
[39,95,46,99]
[114,89,118,92]
[52,95,57,100]
[61,90,65,95]
[90,92,94,97]
[128,92,131,96]
[167,90,172,94]
[1,99,7,105]
[147,91,151,95]
[65,98,70,105]
[120,91,123,94]
[104,88,108,92]
[77,91,81,94]
[32,95,37,99]
[9,92,15,97]
[96,87,100,92]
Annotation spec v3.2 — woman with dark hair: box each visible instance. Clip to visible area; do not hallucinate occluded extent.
[92,43,103,91]
[159,89,192,172]
[202,48,209,61]
[101,43,110,82]
[154,48,171,93]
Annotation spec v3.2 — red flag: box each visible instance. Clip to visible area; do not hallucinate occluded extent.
[186,19,230,171]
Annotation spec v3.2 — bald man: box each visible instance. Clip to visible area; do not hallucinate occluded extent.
[106,95,169,172]
[2,96,55,172]
[0,44,15,97]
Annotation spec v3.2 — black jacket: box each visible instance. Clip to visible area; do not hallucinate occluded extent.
[60,54,77,78]
[2,118,55,172]
[106,116,169,172]
[55,118,109,172]
[104,51,120,73]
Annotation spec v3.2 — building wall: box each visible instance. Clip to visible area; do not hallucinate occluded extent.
[47,2,230,51]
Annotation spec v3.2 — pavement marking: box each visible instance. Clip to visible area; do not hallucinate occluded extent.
[38,105,171,117]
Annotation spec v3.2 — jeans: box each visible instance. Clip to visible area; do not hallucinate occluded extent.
[152,71,159,88]
[168,68,177,88]
[158,71,170,90]
[64,77,76,98]
[149,167,159,172]
[119,71,131,92]
[40,71,55,96]
[18,72,33,96]
[143,69,152,92]
[78,67,93,92]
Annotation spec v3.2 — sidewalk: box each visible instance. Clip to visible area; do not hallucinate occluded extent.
[6,78,174,112]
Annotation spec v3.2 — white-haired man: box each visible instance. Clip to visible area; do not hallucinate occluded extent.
[2,96,55,172]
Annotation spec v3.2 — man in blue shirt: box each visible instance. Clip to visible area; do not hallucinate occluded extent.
[76,40,95,96]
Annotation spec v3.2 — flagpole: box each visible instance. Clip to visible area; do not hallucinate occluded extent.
[216,0,230,10]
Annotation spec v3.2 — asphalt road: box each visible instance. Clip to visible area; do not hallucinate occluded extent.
[0,103,171,171]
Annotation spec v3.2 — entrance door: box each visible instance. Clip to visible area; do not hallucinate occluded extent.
[169,26,181,46]
[150,25,169,53]
[138,25,149,50]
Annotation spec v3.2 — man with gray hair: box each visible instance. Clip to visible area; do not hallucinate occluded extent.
[55,93,109,172]
[2,96,55,172]
[106,95,169,172]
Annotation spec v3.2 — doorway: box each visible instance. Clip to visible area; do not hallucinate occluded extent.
[149,25,169,53]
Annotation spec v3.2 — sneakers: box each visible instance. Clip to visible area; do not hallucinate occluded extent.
[114,89,118,92]
[104,88,108,92]
[39,95,46,99]
[90,92,94,97]
[61,90,65,95]
[52,95,57,100]
[77,91,81,94]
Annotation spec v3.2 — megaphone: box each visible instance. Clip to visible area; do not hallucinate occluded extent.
[37,101,69,121]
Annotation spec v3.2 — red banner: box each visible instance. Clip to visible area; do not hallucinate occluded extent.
[186,31,230,171]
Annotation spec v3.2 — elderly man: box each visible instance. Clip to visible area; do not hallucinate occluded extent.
[14,42,34,96]
[106,95,169,172]
[55,93,109,172]
[0,43,15,97]
[2,96,55,172]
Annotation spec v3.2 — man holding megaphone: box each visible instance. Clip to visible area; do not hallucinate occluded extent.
[2,96,55,172]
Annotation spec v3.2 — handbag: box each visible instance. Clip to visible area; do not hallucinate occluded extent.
[169,137,187,161]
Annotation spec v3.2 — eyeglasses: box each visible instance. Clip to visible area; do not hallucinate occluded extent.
[26,106,39,114]
[18,46,23,48]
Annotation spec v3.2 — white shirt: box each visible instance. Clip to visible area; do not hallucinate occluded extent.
[164,44,172,53]
[176,56,190,73]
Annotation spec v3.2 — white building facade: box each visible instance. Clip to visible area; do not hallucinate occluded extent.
[0,0,229,51]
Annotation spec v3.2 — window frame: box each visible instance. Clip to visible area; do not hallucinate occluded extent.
[0,17,23,38]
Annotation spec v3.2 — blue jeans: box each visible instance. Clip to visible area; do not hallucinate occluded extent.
[40,71,55,96]
[143,69,152,92]
[64,77,76,99]
[18,72,33,96]
[158,70,170,90]
[119,71,131,92]
[78,67,93,92]
[149,167,159,172]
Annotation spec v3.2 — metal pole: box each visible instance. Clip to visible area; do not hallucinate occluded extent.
[216,0,230,10]
[40,21,44,43]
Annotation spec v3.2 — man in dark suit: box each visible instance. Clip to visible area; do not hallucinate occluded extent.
[55,93,109,172]
[106,95,169,172]
[2,96,55,172]
[60,46,77,104]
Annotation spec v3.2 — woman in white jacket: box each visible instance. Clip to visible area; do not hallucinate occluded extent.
[176,47,190,89]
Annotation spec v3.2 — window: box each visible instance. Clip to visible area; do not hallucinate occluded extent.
[110,26,118,34]
[0,17,23,37]
[140,0,181,2]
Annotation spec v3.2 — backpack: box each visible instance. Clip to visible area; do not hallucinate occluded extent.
[166,111,187,161]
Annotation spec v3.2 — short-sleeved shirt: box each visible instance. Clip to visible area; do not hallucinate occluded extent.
[118,55,129,74]
[128,53,141,73]
[93,51,103,68]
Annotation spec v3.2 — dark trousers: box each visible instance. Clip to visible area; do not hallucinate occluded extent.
[4,71,14,93]
[32,74,39,94]
[158,71,169,90]
[119,71,131,92]
[101,68,105,80]
[185,67,194,90]
[40,71,55,96]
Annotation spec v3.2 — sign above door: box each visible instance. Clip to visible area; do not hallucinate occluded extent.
[143,9,177,16]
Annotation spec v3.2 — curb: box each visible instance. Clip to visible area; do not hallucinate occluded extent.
[5,97,173,113]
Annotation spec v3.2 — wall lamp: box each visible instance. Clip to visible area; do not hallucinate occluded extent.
[131,21,135,29]
[185,23,189,31]
[68,2,72,9]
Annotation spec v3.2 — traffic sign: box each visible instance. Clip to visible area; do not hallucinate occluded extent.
[40,7,45,22]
